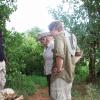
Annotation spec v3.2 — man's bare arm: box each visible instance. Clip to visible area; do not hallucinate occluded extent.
[52,56,64,74]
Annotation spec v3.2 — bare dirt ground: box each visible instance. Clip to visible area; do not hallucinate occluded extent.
[27,84,88,100]
[27,83,98,100]
[28,87,49,100]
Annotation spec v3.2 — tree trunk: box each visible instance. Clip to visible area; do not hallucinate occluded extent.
[88,43,96,84]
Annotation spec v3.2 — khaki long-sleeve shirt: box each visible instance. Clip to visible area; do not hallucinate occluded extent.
[51,32,82,83]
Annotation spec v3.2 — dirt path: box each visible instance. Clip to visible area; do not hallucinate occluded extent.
[27,83,90,100]
[28,87,49,100]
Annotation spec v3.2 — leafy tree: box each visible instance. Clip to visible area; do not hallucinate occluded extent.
[22,34,44,75]
[81,0,100,83]
[5,31,26,79]
[0,0,17,31]
[26,27,42,38]
[5,27,44,80]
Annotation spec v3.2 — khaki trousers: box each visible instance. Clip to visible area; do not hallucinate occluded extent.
[50,78,72,100]
[0,61,6,90]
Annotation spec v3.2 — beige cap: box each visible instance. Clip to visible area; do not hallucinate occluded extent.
[37,32,51,40]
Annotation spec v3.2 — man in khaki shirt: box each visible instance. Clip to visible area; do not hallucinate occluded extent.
[48,20,82,100]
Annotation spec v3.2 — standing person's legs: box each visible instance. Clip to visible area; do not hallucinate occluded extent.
[47,74,51,96]
[65,81,72,100]
[50,78,72,100]
[0,70,6,90]
[0,61,6,91]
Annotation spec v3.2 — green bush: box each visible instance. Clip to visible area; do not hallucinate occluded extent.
[75,60,89,82]
[31,75,47,88]
[6,74,35,95]
[5,31,44,76]
[6,74,47,96]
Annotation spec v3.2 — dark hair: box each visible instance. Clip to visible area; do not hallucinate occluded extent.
[48,20,64,32]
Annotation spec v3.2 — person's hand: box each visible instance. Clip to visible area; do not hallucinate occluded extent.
[57,67,64,73]
[52,66,64,75]
[52,67,57,74]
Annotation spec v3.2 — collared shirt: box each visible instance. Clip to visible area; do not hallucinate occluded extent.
[43,40,54,75]
[51,32,76,83]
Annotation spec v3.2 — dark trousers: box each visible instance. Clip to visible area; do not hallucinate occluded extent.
[47,74,51,96]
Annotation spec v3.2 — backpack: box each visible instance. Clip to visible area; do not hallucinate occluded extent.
[65,31,77,56]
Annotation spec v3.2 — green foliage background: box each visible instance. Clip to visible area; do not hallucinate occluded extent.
[4,29,45,95]
[5,30,44,76]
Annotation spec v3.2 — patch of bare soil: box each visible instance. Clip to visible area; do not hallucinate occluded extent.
[28,87,49,100]
[28,83,89,100]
